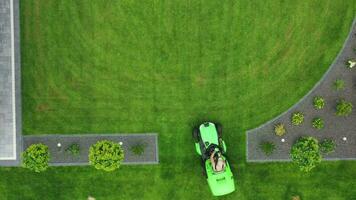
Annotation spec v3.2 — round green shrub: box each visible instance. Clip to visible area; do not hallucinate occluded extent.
[290,137,321,172]
[22,143,50,173]
[89,140,124,172]
[274,123,286,136]
[319,139,336,154]
[260,141,276,156]
[313,97,325,110]
[291,112,304,126]
[336,99,353,116]
[312,117,324,129]
[333,79,345,91]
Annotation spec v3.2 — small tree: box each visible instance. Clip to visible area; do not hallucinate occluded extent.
[319,139,336,154]
[313,97,325,110]
[274,123,286,136]
[290,137,321,172]
[65,143,80,156]
[89,140,124,172]
[22,143,50,173]
[336,100,353,116]
[292,196,301,200]
[260,141,276,156]
[130,143,146,156]
[347,60,356,69]
[312,117,324,129]
[291,112,304,126]
[333,79,345,91]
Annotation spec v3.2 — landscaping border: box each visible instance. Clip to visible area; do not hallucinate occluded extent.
[0,0,22,166]
[246,18,356,162]
[23,133,159,166]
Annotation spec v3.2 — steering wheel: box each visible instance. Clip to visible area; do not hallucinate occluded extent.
[206,144,219,155]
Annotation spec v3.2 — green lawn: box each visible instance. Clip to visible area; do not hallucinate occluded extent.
[1,0,355,199]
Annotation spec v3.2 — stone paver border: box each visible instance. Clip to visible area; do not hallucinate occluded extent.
[246,18,356,162]
[0,0,22,166]
[23,133,159,166]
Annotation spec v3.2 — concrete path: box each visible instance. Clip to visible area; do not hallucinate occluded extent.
[23,133,159,165]
[0,0,21,166]
[247,19,356,162]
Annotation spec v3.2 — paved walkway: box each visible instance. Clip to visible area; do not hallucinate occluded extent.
[247,19,356,162]
[24,133,159,165]
[0,0,21,165]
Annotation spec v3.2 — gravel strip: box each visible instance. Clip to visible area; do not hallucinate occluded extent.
[23,133,159,166]
[247,19,356,162]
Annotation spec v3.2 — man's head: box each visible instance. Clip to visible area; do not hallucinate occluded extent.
[213,149,220,160]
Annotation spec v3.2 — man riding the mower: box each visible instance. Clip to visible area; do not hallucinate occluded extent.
[209,148,226,172]
[192,122,235,196]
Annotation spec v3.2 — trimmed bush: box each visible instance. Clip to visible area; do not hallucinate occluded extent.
[274,123,286,136]
[313,97,325,110]
[336,99,353,116]
[130,143,146,156]
[291,112,304,126]
[319,139,336,154]
[290,137,321,172]
[333,79,345,91]
[65,143,80,156]
[312,117,324,129]
[89,140,124,172]
[22,143,50,173]
[260,141,275,156]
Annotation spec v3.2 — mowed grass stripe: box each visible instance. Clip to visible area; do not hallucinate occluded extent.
[9,0,356,199]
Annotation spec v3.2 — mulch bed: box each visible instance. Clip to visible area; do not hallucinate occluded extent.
[247,19,356,162]
[23,133,159,165]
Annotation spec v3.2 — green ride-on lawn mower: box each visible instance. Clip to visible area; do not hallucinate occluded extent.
[193,122,235,196]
